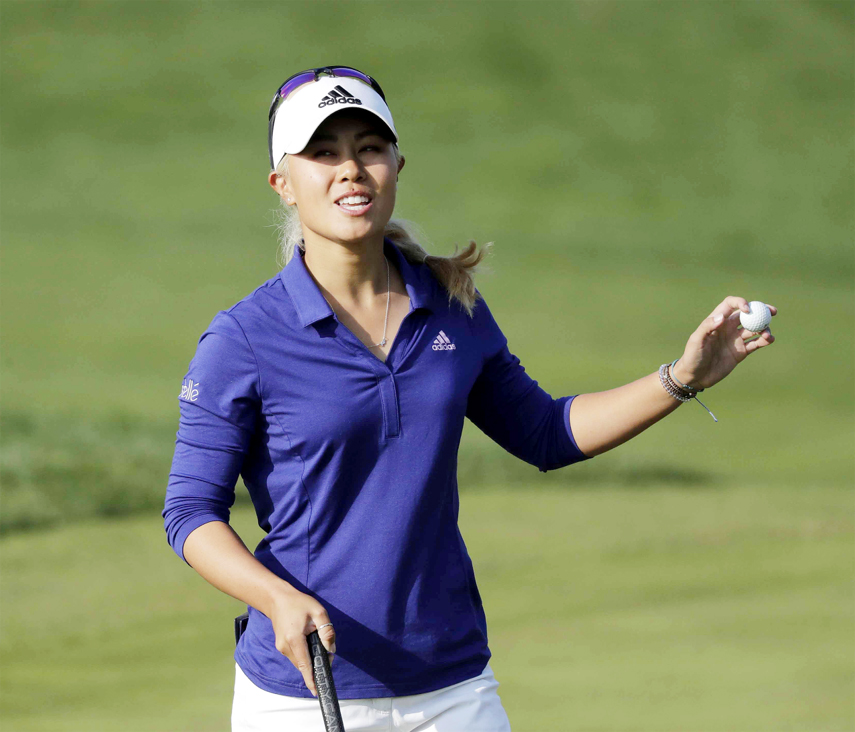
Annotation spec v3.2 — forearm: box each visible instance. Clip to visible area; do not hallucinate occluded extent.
[569,370,681,457]
[182,520,297,618]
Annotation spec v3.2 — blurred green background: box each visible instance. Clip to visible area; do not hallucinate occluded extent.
[1,1,852,730]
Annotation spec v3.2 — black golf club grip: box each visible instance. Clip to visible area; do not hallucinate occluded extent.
[307,630,345,732]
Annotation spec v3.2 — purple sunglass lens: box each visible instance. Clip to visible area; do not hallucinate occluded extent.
[323,68,375,87]
[275,72,317,101]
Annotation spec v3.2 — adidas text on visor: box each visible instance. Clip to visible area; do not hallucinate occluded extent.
[269,75,398,169]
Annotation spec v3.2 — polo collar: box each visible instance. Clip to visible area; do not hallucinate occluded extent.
[280,238,439,329]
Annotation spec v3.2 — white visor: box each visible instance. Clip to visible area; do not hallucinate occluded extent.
[269,76,398,169]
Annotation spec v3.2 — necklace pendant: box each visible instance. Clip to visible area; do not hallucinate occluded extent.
[379,338,387,347]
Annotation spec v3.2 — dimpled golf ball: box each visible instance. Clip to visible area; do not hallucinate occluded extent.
[739,301,771,332]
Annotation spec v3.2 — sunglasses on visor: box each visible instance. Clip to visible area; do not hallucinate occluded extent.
[268,66,386,122]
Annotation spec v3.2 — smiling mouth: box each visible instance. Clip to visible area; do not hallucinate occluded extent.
[335,194,373,214]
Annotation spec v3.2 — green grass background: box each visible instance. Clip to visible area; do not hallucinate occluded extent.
[1,1,852,729]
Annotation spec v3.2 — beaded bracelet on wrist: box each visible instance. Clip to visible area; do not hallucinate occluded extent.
[658,363,692,401]
[668,358,703,393]
[658,361,718,422]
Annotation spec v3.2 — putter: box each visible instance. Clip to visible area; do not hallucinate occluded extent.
[307,630,345,732]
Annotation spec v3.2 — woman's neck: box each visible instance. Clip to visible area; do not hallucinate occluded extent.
[301,232,389,310]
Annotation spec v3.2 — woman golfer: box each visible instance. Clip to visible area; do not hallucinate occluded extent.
[163,66,776,731]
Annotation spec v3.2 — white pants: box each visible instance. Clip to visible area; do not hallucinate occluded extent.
[231,662,512,731]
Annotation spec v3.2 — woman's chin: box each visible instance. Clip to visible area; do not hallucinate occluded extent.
[317,227,386,247]
[304,213,390,246]
[333,220,388,244]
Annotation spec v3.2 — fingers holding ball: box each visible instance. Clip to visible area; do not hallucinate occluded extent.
[738,301,772,333]
[744,327,775,354]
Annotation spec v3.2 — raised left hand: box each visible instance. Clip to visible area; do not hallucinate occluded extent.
[672,296,777,390]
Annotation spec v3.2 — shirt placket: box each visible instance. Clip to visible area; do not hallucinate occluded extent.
[332,311,416,441]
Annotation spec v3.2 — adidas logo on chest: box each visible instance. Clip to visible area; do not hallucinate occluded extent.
[432,330,456,351]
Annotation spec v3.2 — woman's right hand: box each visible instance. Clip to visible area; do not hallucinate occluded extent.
[180,522,337,696]
[267,586,336,697]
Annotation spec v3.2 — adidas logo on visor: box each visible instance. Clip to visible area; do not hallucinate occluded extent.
[318,85,363,109]
[432,330,456,351]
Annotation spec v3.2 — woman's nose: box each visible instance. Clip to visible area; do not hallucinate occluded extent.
[337,153,365,182]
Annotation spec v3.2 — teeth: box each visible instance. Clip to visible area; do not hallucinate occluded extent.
[338,196,370,206]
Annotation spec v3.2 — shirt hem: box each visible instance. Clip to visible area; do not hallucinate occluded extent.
[234,647,491,699]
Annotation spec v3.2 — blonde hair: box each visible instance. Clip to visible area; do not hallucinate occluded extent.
[272,147,492,318]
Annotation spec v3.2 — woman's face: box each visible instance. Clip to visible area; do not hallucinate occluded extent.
[271,110,404,248]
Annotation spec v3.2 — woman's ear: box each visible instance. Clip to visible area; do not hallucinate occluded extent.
[397,154,406,178]
[268,171,295,205]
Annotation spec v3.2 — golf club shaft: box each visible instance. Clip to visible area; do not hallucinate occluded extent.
[307,630,345,732]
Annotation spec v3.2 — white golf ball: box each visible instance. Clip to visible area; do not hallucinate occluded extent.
[739,301,771,332]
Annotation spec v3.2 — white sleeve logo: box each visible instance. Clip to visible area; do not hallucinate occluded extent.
[179,379,200,402]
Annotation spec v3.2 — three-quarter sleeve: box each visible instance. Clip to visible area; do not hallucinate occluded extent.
[465,292,591,472]
[162,311,261,563]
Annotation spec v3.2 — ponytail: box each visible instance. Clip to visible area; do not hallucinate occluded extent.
[382,220,492,318]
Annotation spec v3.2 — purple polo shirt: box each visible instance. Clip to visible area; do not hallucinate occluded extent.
[163,238,590,698]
